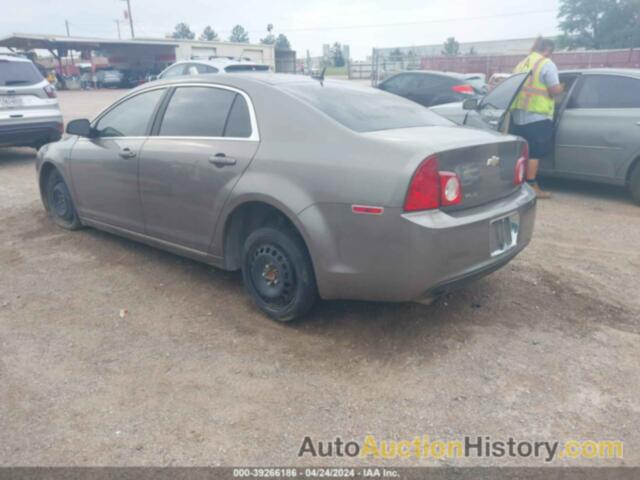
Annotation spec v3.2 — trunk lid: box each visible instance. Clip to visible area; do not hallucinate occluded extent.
[363,125,526,210]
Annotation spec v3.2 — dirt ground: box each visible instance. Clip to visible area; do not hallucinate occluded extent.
[1,89,639,467]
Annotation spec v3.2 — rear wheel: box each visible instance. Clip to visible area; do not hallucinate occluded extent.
[45,170,82,230]
[630,162,640,205]
[242,227,317,322]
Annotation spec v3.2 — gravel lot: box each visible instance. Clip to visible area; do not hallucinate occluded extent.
[1,89,639,467]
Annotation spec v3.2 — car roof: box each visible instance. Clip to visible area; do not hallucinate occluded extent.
[0,54,31,63]
[147,72,315,89]
[560,67,640,77]
[172,58,267,68]
[387,70,470,80]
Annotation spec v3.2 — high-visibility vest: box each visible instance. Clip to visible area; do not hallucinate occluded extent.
[512,52,555,118]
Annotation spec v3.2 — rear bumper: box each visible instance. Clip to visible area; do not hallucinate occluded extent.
[299,185,536,302]
[0,121,62,147]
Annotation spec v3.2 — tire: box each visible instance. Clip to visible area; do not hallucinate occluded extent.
[242,226,317,322]
[630,162,640,205]
[45,170,82,230]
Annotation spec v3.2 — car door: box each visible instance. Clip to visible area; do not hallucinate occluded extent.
[553,73,640,180]
[464,72,529,132]
[69,87,167,231]
[139,84,259,252]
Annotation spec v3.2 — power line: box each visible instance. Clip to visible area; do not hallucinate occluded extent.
[227,8,558,35]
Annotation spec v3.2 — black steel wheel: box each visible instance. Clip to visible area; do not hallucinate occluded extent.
[45,170,82,230]
[242,227,317,322]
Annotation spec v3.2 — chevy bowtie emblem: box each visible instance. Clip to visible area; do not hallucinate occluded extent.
[486,155,501,167]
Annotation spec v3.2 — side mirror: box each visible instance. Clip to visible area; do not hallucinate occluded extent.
[66,118,92,137]
[462,97,480,110]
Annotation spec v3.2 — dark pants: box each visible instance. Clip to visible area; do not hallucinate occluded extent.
[512,120,554,158]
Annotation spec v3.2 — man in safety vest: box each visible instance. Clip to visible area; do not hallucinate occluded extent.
[511,37,564,199]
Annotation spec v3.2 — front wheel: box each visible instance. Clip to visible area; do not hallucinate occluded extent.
[45,170,82,230]
[242,227,317,322]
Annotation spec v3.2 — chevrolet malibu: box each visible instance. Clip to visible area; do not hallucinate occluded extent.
[36,74,536,321]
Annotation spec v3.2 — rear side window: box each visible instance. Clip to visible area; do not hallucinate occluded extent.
[281,82,452,132]
[160,64,186,79]
[95,89,165,137]
[0,60,43,86]
[417,74,456,90]
[224,94,252,137]
[225,65,269,73]
[570,75,640,109]
[159,86,236,137]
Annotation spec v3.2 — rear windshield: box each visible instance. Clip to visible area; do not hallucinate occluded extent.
[279,81,452,132]
[0,60,43,86]
[225,65,270,73]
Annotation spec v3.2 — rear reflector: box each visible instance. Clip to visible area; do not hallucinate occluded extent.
[352,205,384,215]
[514,143,529,185]
[404,155,463,211]
[439,172,462,206]
[451,84,474,94]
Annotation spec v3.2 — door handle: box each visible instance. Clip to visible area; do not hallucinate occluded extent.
[119,147,137,159]
[208,153,237,167]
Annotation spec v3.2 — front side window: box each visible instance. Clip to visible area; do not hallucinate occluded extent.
[570,75,640,109]
[480,73,528,111]
[159,86,239,137]
[94,89,165,137]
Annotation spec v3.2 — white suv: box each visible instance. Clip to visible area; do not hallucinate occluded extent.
[0,54,63,149]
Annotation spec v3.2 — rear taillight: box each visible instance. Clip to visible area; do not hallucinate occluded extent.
[404,155,463,211]
[514,143,529,185]
[44,84,57,98]
[451,84,474,95]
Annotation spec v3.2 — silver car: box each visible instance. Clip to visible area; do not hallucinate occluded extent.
[157,58,270,80]
[0,54,63,149]
[36,74,536,321]
[431,68,640,204]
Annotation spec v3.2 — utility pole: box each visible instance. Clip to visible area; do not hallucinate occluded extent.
[121,0,135,38]
[114,19,121,39]
[65,20,74,66]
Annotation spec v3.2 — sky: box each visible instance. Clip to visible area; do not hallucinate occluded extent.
[2,0,561,59]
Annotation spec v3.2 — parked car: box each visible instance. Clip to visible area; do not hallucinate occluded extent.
[37,74,536,321]
[377,71,482,107]
[96,69,124,88]
[0,54,63,149]
[156,58,270,80]
[430,68,640,204]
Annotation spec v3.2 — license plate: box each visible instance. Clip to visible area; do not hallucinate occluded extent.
[0,95,23,108]
[490,212,519,257]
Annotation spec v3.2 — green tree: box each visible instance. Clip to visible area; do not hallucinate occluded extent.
[558,0,640,49]
[331,42,345,67]
[172,23,195,40]
[388,48,404,62]
[274,34,291,51]
[200,26,219,41]
[229,25,250,43]
[442,37,460,56]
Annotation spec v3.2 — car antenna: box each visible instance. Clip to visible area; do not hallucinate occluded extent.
[312,67,326,86]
